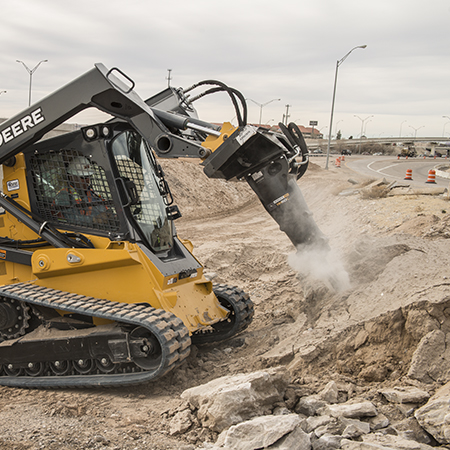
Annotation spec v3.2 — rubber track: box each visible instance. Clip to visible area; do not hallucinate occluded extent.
[191,284,254,345]
[215,284,254,334]
[0,283,191,388]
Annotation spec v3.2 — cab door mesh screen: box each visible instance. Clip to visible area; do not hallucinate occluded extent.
[29,150,121,232]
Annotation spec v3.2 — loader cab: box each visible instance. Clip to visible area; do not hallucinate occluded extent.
[23,123,177,254]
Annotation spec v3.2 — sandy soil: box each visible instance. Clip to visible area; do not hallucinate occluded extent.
[1,156,450,449]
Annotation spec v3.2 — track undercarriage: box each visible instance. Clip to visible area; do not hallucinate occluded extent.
[0,283,253,388]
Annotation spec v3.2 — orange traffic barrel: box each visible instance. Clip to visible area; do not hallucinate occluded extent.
[426,169,436,184]
[341,155,345,161]
[335,157,341,167]
[404,169,413,180]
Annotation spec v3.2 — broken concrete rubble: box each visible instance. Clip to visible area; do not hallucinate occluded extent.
[295,394,327,415]
[341,434,437,449]
[322,401,378,419]
[213,414,303,450]
[390,186,447,196]
[380,386,430,404]
[183,368,450,449]
[169,408,196,436]
[408,330,450,383]
[415,381,450,445]
[319,381,339,403]
[180,368,289,432]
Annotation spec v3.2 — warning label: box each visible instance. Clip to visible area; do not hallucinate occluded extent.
[6,179,19,191]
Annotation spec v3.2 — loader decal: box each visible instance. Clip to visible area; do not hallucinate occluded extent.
[0,108,45,146]
[267,193,290,211]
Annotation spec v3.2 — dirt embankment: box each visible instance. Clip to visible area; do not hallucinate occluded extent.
[1,157,450,449]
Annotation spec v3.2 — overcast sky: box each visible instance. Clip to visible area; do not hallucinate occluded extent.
[1,0,449,140]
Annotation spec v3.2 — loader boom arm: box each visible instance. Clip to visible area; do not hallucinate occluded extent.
[0,64,212,165]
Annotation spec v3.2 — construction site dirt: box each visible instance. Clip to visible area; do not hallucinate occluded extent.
[1,156,450,449]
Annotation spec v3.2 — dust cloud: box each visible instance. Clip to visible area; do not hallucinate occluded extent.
[288,245,350,292]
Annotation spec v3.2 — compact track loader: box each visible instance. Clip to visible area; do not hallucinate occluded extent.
[0,64,326,387]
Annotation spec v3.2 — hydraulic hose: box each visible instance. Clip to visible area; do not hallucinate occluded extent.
[278,122,310,179]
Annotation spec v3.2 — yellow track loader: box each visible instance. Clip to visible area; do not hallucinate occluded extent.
[0,65,326,387]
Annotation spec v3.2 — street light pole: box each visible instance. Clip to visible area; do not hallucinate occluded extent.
[443,122,450,137]
[247,98,281,125]
[408,125,424,139]
[16,59,48,106]
[399,120,407,137]
[319,125,327,133]
[443,116,450,137]
[325,45,367,169]
[354,115,373,153]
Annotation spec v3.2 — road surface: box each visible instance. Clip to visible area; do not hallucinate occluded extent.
[344,155,450,188]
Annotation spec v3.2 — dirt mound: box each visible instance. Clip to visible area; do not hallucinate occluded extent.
[394,212,450,240]
[394,214,442,237]
[160,158,254,220]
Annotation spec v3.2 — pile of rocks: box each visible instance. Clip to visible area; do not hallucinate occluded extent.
[167,368,450,449]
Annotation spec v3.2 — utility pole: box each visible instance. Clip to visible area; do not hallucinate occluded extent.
[166,69,172,88]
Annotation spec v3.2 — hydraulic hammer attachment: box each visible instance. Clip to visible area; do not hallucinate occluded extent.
[245,155,328,250]
[201,122,329,250]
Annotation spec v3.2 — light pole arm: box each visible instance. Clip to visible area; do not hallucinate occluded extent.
[338,45,367,66]
[247,98,261,107]
[247,98,280,125]
[30,60,48,75]
[16,60,31,74]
